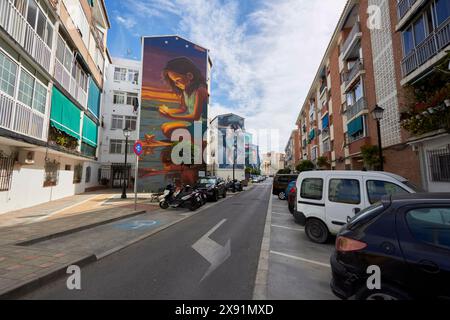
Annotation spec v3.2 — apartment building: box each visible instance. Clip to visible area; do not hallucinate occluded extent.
[395,0,450,191]
[284,129,301,170]
[98,57,140,188]
[0,0,110,213]
[262,152,285,176]
[292,0,427,188]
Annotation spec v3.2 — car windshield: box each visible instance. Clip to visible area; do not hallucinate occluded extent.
[198,179,216,185]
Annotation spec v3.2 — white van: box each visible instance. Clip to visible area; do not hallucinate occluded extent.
[294,171,418,243]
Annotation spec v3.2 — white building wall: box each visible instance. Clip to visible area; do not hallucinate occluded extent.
[369,0,402,147]
[99,57,141,171]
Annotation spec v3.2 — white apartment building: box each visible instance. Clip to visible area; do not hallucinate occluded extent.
[262,152,285,176]
[98,57,141,188]
[0,0,110,214]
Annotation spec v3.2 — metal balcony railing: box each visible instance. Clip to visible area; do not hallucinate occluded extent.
[54,59,88,108]
[401,17,450,77]
[0,0,52,72]
[0,91,46,141]
[345,60,364,88]
[346,98,368,120]
[341,22,361,56]
[397,0,419,20]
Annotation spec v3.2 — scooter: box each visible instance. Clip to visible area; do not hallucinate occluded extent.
[159,185,203,211]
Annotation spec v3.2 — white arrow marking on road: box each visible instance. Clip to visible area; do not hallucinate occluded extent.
[192,219,231,282]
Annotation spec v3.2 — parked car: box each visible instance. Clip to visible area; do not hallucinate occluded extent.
[286,181,297,213]
[294,170,418,243]
[331,193,450,300]
[195,177,227,202]
[273,174,299,200]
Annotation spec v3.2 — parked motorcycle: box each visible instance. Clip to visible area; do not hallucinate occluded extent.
[159,185,203,211]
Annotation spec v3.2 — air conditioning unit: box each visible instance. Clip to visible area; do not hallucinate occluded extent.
[19,151,36,165]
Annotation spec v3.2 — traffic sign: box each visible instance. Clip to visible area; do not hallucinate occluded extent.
[134,141,143,156]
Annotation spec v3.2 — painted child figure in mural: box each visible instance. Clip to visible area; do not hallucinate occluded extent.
[158,57,208,138]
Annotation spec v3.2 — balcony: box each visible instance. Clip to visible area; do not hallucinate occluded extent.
[401,17,450,77]
[54,60,88,109]
[0,0,52,72]
[345,98,368,121]
[0,90,47,142]
[344,60,364,90]
[341,22,362,60]
[397,0,419,20]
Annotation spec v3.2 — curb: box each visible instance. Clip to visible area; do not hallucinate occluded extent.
[17,210,147,246]
[0,254,96,299]
[253,187,273,300]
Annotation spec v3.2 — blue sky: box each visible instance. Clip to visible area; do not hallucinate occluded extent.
[105,0,347,152]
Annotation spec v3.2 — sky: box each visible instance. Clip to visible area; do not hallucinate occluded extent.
[105,0,348,153]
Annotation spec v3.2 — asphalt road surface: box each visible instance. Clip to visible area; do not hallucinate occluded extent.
[21,182,272,300]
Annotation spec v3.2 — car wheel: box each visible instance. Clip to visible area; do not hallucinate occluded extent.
[305,219,329,244]
[189,199,199,211]
[278,191,286,200]
[355,285,411,301]
[212,191,219,202]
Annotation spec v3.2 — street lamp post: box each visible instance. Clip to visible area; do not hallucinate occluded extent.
[372,105,385,171]
[121,127,132,199]
[230,124,239,192]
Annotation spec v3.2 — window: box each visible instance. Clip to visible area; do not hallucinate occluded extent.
[26,0,38,28]
[111,115,124,130]
[406,207,450,249]
[114,67,127,81]
[65,165,71,171]
[127,69,139,84]
[126,93,138,106]
[435,0,450,26]
[85,166,91,183]
[367,180,409,204]
[0,155,15,191]
[403,27,414,56]
[413,16,426,45]
[33,82,47,114]
[127,140,135,154]
[125,116,137,131]
[0,51,18,97]
[63,0,89,47]
[427,146,450,182]
[113,91,125,104]
[110,139,122,154]
[43,160,59,187]
[18,70,35,108]
[329,179,361,205]
[25,0,53,47]
[300,178,323,200]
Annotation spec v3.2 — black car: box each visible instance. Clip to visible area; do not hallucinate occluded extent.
[330,193,450,300]
[273,174,298,200]
[195,177,227,202]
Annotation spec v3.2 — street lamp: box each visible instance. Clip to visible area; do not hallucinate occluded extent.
[230,124,240,192]
[371,105,385,171]
[121,127,132,199]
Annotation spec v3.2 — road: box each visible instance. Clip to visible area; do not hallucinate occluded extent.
[21,182,272,300]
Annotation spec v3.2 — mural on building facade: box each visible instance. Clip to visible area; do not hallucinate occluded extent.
[138,36,209,192]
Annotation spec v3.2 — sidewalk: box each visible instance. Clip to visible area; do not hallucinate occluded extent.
[0,192,161,297]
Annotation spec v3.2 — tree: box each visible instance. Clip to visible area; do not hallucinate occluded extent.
[317,156,330,170]
[361,145,382,171]
[296,160,315,172]
[277,168,292,175]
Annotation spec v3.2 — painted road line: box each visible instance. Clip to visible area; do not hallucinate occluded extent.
[270,251,331,268]
[271,224,304,232]
[271,212,292,217]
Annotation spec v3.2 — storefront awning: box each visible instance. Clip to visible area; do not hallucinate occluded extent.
[50,87,81,140]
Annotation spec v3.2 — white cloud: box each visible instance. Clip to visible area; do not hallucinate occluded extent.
[114,0,347,153]
[115,15,137,29]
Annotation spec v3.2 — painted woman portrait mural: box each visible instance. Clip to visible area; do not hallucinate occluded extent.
[138,36,210,192]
